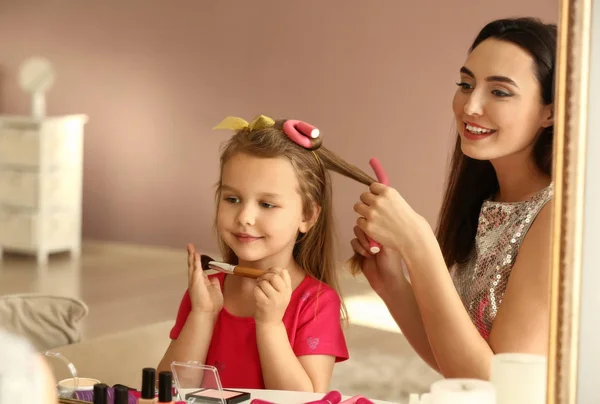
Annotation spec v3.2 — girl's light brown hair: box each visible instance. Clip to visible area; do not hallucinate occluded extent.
[214,119,375,322]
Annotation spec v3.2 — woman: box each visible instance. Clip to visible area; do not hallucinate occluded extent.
[351,17,556,380]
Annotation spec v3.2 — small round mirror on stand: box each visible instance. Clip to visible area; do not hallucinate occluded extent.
[18,57,55,119]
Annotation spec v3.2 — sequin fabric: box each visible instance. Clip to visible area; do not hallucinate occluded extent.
[450,183,554,340]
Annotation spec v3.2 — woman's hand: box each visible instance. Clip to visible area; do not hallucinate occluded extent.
[187,244,223,314]
[353,183,429,254]
[351,225,407,297]
[254,268,292,326]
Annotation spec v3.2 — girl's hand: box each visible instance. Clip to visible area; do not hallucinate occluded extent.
[350,225,407,298]
[353,183,428,254]
[254,268,292,326]
[187,244,223,314]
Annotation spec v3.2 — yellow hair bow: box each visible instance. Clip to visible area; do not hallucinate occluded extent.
[213,114,275,131]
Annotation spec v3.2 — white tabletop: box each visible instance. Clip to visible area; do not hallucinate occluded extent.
[180,388,399,404]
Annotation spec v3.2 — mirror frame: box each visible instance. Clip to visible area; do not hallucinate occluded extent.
[547,0,593,402]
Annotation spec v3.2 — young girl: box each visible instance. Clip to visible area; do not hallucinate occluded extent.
[350,17,556,380]
[158,115,375,392]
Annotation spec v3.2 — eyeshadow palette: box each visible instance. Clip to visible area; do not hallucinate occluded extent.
[184,388,250,403]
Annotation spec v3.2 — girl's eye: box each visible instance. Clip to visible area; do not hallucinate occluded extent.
[456,82,473,91]
[260,202,276,209]
[224,196,239,203]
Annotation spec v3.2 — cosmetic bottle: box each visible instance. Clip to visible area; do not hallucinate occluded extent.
[114,384,129,404]
[157,371,174,404]
[138,368,158,404]
[93,383,109,404]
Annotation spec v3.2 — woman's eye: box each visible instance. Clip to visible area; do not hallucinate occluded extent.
[260,202,276,209]
[492,89,512,97]
[456,82,473,91]
[224,196,239,203]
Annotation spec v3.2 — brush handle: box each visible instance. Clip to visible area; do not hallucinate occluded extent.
[234,266,266,279]
[367,158,389,254]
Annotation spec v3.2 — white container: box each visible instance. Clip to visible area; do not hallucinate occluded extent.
[490,353,547,404]
[430,378,495,404]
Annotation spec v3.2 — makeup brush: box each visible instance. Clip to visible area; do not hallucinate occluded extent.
[200,254,266,279]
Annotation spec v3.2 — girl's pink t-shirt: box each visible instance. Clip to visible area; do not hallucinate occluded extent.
[169,273,349,389]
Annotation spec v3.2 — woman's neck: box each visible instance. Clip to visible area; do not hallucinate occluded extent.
[490,150,551,202]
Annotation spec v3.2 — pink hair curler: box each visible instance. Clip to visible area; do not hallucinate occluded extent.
[304,390,342,404]
[340,395,367,404]
[250,400,275,404]
[283,119,319,148]
[355,398,376,404]
[367,157,389,254]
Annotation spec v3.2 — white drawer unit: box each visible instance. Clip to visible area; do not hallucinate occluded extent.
[0,114,88,264]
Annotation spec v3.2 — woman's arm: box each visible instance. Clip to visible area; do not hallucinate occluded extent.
[256,322,333,392]
[379,274,441,373]
[355,183,552,379]
[400,204,552,379]
[351,229,440,372]
[487,203,552,355]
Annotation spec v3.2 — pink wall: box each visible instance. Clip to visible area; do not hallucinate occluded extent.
[0,1,557,258]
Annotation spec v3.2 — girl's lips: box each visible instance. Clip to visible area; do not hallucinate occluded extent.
[234,233,262,243]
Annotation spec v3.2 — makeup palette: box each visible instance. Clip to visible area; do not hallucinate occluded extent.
[185,388,250,403]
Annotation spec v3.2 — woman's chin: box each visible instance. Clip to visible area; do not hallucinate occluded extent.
[460,138,499,161]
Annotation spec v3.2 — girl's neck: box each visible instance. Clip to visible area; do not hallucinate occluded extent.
[239,253,306,286]
[228,254,306,292]
[490,150,551,202]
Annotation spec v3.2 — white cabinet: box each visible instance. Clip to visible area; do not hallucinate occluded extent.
[0,115,87,264]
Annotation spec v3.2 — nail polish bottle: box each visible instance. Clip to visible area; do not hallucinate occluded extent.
[114,384,129,404]
[157,371,173,404]
[93,383,109,404]
[138,368,158,404]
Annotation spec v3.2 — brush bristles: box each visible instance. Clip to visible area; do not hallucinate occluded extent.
[200,254,215,271]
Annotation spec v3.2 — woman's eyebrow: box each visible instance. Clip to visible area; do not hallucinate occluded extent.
[460,66,519,88]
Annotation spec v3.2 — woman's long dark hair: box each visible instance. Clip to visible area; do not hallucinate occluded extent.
[436,17,557,268]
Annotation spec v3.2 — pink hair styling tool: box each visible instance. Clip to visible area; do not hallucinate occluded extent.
[250,390,342,404]
[340,395,371,404]
[367,157,389,254]
[283,119,320,148]
[305,391,342,404]
[340,396,373,404]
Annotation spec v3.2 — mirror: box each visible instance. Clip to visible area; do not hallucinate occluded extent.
[18,56,55,118]
[0,1,595,403]
[547,0,596,402]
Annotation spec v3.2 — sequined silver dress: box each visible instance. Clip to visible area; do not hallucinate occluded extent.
[450,183,554,340]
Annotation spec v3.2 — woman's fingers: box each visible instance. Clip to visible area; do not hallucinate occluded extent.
[353,202,369,218]
[351,238,370,258]
[353,225,371,250]
[369,182,389,195]
[359,191,376,206]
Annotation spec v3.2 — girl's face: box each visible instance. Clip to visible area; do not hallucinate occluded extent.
[452,38,553,162]
[216,152,314,268]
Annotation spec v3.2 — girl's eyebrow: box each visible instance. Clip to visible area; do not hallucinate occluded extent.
[221,184,282,199]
